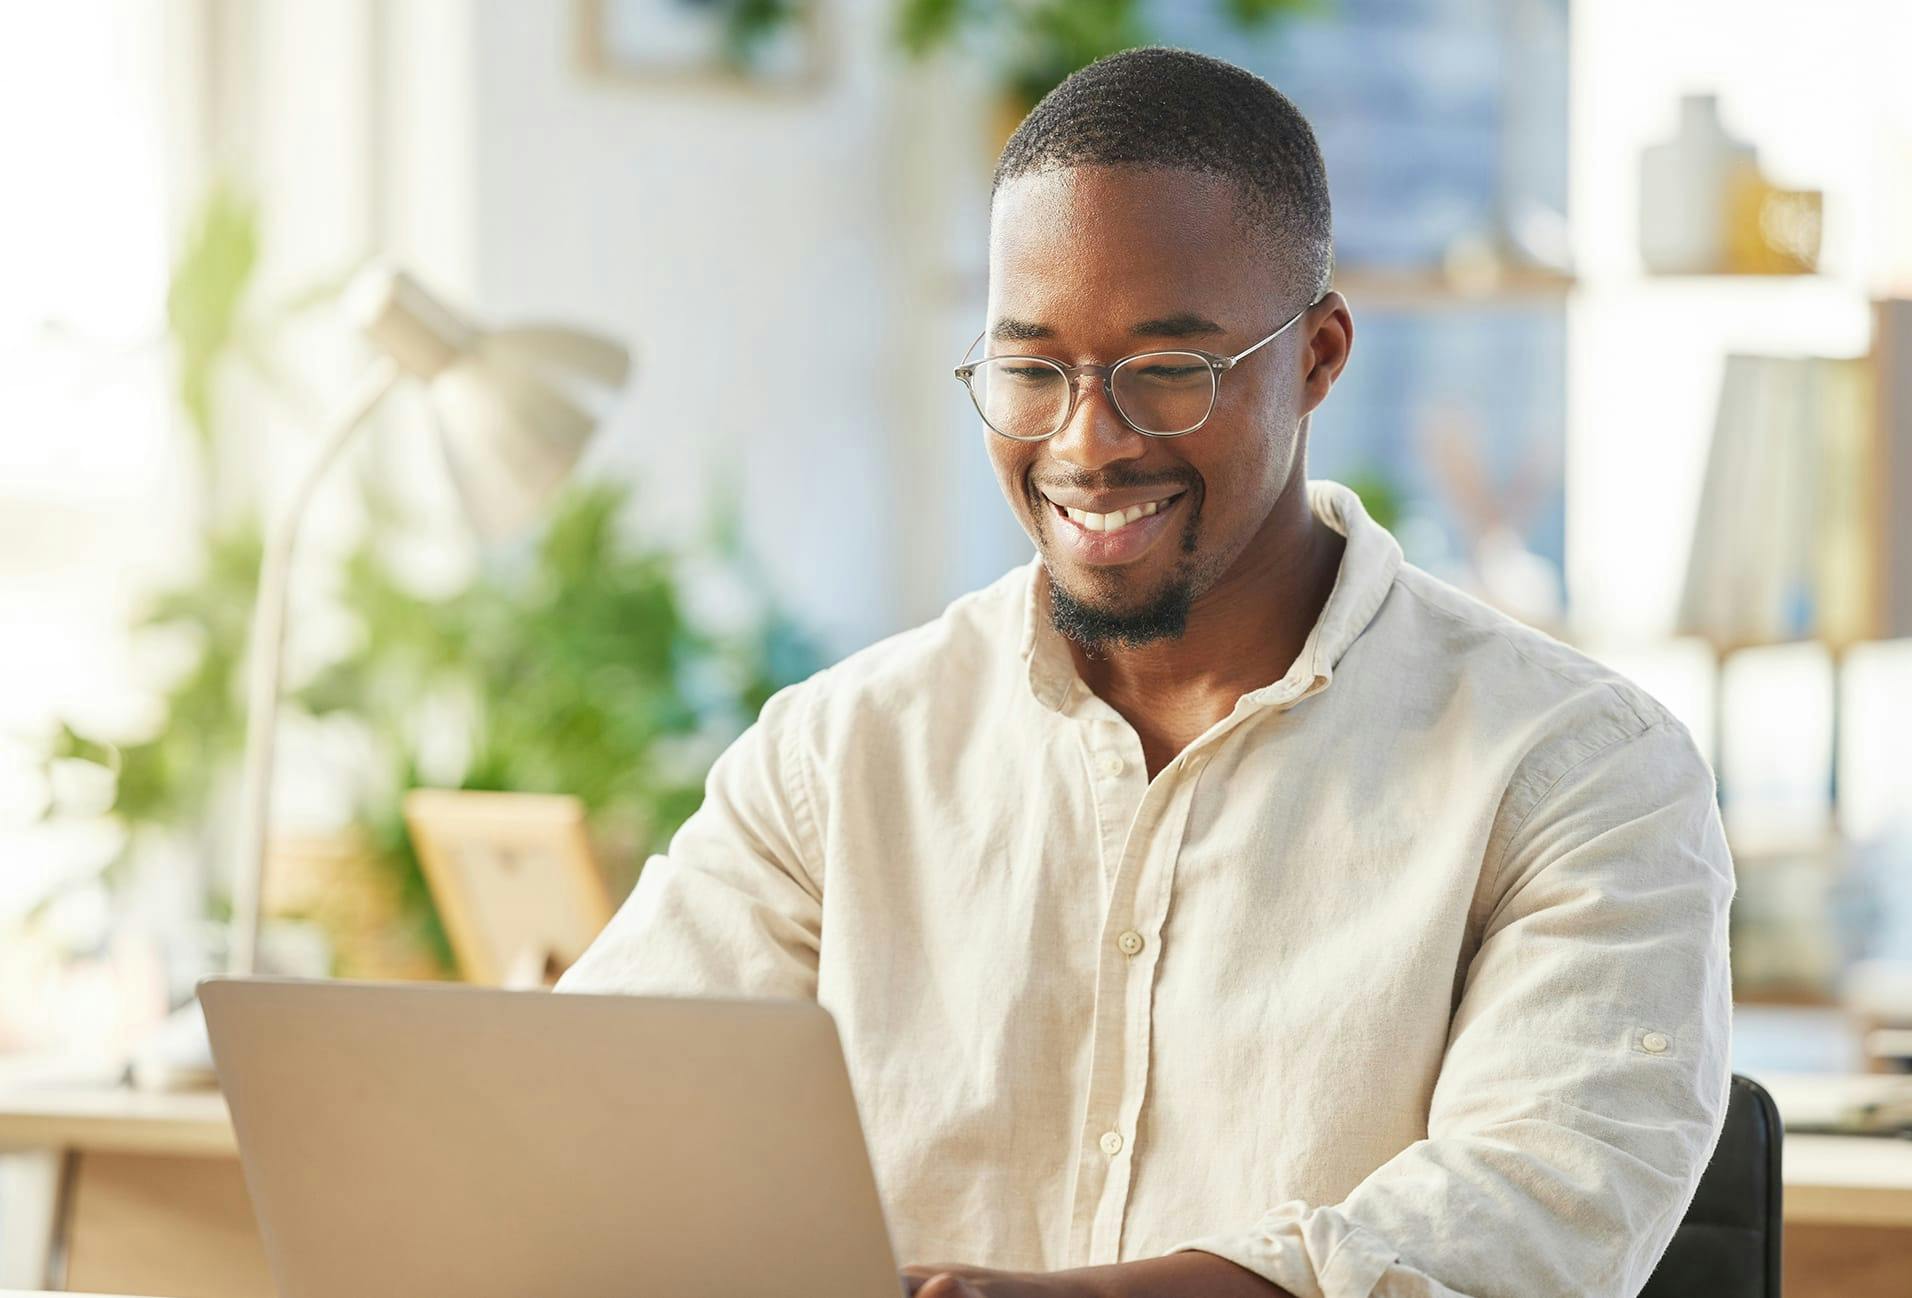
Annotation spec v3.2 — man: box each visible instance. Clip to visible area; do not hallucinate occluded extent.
[558,47,1734,1298]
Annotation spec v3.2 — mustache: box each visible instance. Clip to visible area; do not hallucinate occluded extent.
[1030,467,1199,497]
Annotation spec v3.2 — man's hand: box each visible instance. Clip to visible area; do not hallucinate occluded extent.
[900,1253,1292,1297]
[900,1262,1087,1297]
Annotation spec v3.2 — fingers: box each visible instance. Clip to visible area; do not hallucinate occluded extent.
[914,1277,979,1297]
[899,1266,980,1297]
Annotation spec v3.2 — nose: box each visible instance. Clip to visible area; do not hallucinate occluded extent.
[1046,371,1146,473]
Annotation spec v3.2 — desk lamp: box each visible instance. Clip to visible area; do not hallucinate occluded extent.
[133,266,630,1089]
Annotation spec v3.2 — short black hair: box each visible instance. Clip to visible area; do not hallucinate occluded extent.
[993,47,1333,300]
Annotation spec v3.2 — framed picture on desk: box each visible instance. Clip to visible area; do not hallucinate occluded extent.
[403,789,616,987]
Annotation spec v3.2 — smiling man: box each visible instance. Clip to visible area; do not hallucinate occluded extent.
[558,48,1734,1298]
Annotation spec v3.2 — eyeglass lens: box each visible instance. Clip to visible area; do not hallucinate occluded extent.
[967,352,1216,439]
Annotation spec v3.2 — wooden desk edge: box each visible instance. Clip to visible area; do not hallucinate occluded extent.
[0,1091,237,1159]
[3,1094,1911,1225]
[1785,1182,1912,1227]
[1781,1133,1912,1228]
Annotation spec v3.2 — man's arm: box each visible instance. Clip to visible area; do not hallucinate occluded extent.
[555,680,825,1000]
[1159,719,1735,1297]
[901,1252,1293,1296]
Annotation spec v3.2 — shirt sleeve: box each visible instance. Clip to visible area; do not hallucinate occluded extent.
[554,679,826,1001]
[1167,719,1737,1298]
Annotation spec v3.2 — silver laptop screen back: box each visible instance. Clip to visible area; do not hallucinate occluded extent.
[200,977,901,1298]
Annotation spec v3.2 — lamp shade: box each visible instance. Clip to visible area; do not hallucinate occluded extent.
[348,267,632,538]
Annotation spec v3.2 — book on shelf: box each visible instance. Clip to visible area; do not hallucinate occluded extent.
[1677,299,1912,649]
[1878,299,1912,640]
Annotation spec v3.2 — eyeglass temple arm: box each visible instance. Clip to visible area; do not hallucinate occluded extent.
[954,330,987,378]
[1222,293,1328,368]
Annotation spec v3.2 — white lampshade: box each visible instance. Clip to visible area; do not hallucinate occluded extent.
[348,266,631,538]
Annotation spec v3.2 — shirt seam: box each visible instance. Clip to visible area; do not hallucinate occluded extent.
[777,675,829,899]
[1480,719,1676,913]
[1393,575,1663,735]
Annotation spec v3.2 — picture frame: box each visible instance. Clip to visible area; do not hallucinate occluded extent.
[576,0,828,92]
[402,789,616,988]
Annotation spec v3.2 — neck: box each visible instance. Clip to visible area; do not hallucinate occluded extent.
[1064,475,1346,775]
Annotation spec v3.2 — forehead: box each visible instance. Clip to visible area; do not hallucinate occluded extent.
[987,165,1278,333]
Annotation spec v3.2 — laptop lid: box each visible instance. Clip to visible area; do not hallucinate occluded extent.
[199,976,902,1298]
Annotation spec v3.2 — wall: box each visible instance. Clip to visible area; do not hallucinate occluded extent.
[398,0,1012,657]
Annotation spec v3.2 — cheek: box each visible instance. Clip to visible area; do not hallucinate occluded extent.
[1193,421,1292,533]
[986,439,1042,522]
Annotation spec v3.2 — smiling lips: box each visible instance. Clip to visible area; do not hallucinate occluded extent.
[1041,489,1187,565]
[1052,495,1177,532]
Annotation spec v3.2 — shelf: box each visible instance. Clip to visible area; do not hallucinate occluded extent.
[1570,271,1866,305]
[1332,265,1577,308]
[938,264,1579,310]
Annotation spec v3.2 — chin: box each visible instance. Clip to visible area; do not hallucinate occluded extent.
[1044,557,1196,650]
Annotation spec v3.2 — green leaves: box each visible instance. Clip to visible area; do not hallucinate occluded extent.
[165,185,259,450]
[896,0,972,57]
[1221,0,1322,29]
[1005,0,1150,109]
[1339,465,1404,533]
[310,475,821,920]
[83,187,819,966]
[711,0,803,70]
[109,519,262,833]
[894,0,1324,108]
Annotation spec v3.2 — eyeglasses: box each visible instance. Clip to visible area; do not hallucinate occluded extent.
[953,293,1324,442]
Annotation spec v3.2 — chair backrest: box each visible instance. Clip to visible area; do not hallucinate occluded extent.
[1638,1073,1783,1298]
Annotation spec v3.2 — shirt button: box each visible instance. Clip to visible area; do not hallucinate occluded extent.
[1099,1130,1123,1156]
[1100,754,1126,777]
[1642,1031,1669,1054]
[1116,929,1145,956]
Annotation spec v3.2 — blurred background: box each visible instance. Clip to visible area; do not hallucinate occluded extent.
[2,0,1912,1293]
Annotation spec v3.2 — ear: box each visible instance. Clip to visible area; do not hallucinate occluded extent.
[1297,291,1353,417]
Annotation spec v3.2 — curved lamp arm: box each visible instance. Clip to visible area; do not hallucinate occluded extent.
[226,357,402,976]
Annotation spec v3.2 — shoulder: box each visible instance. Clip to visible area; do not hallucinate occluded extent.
[1377,561,1713,811]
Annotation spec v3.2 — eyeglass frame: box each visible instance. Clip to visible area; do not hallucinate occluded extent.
[953,291,1328,442]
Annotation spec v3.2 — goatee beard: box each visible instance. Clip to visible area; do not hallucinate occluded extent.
[1046,570,1195,653]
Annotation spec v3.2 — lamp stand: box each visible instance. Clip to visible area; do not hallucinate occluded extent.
[226,357,401,975]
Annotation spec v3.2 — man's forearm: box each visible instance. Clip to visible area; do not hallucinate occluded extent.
[1061,1250,1294,1298]
[902,1251,1295,1297]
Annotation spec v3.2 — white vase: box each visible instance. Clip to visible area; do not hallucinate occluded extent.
[1639,93,1757,275]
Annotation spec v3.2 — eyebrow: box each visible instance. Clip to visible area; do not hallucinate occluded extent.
[989,312,1228,344]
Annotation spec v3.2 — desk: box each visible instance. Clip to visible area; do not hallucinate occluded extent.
[4,1084,1912,1296]
[0,1088,268,1298]
[1787,1132,1912,1226]
[1779,1133,1912,1296]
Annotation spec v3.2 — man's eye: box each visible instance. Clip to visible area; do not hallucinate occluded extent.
[1130,364,1207,383]
[1001,365,1059,382]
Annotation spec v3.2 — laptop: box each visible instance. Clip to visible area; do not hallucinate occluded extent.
[198,976,904,1298]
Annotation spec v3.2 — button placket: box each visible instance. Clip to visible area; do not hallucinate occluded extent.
[1076,720,1145,898]
[1078,758,1210,1265]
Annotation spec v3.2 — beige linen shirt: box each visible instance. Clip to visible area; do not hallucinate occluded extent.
[557,477,1735,1298]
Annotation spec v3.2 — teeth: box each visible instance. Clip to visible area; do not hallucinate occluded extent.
[1059,498,1169,532]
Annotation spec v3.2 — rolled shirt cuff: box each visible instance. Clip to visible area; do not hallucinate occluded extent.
[1169,1200,1464,1298]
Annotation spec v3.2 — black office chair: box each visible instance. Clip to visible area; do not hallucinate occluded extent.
[1638,1074,1783,1298]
